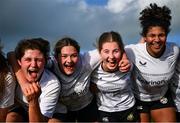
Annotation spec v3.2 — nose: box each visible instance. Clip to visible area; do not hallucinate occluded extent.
[66,56,72,63]
[154,35,160,42]
[108,52,114,59]
[31,60,38,67]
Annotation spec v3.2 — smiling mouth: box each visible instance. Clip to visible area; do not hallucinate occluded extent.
[152,42,161,49]
[64,62,75,69]
[65,66,73,70]
[28,69,39,78]
[107,60,117,67]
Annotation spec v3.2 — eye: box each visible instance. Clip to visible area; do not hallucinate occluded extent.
[113,49,120,53]
[159,33,166,38]
[147,34,155,38]
[24,58,31,62]
[36,58,44,62]
[103,49,109,54]
[61,54,68,58]
[71,54,78,58]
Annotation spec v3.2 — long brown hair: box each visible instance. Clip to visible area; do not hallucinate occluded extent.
[0,50,9,97]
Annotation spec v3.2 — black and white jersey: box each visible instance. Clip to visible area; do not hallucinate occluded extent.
[170,51,180,112]
[91,64,135,112]
[125,42,179,102]
[47,50,101,112]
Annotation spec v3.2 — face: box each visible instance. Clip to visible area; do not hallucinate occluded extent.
[57,46,79,75]
[18,49,45,83]
[100,42,122,72]
[144,26,167,57]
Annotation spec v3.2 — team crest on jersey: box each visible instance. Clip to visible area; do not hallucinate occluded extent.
[139,61,147,66]
[127,113,134,121]
[160,97,168,104]
[102,117,109,122]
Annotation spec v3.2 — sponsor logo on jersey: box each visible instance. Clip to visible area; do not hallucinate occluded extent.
[137,76,169,86]
[160,97,168,104]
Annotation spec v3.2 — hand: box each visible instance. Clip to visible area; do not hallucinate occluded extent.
[119,59,131,73]
[25,82,41,104]
[20,81,32,97]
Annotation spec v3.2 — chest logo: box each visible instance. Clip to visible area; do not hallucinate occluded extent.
[139,61,147,66]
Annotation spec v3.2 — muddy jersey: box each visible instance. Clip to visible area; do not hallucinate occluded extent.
[170,52,180,112]
[125,42,179,101]
[47,50,100,112]
[91,65,135,112]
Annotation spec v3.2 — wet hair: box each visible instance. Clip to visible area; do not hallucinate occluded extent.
[139,3,171,36]
[0,45,9,97]
[97,31,125,54]
[54,37,80,58]
[15,38,50,62]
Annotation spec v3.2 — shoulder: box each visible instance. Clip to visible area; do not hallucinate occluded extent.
[81,49,99,60]
[125,43,146,59]
[166,42,179,57]
[40,69,60,87]
[125,43,144,48]
[125,43,145,52]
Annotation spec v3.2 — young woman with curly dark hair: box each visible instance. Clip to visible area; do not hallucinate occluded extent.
[125,3,179,122]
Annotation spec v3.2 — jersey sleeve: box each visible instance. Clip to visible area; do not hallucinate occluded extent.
[125,44,137,63]
[0,72,16,108]
[39,71,61,118]
[82,49,101,70]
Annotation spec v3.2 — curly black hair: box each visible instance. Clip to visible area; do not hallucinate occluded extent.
[139,3,171,36]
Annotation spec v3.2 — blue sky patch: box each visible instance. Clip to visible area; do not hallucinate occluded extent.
[85,0,107,6]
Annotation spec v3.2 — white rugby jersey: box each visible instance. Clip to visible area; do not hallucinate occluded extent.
[170,52,180,112]
[91,65,135,112]
[47,50,101,112]
[16,69,61,118]
[125,42,179,101]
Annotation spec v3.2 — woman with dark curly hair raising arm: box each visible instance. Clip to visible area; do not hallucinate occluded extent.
[125,3,179,122]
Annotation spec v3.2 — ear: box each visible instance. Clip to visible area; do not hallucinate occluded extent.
[17,60,22,66]
[143,37,147,42]
[139,37,146,43]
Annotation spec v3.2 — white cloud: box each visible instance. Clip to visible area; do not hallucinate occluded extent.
[0,0,179,53]
[105,0,135,14]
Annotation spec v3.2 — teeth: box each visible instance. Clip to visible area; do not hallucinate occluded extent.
[108,61,116,63]
[29,68,38,71]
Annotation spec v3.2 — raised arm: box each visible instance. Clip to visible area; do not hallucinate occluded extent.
[28,82,48,122]
[7,51,30,96]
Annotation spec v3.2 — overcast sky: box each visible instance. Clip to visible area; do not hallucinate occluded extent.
[0,0,179,53]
